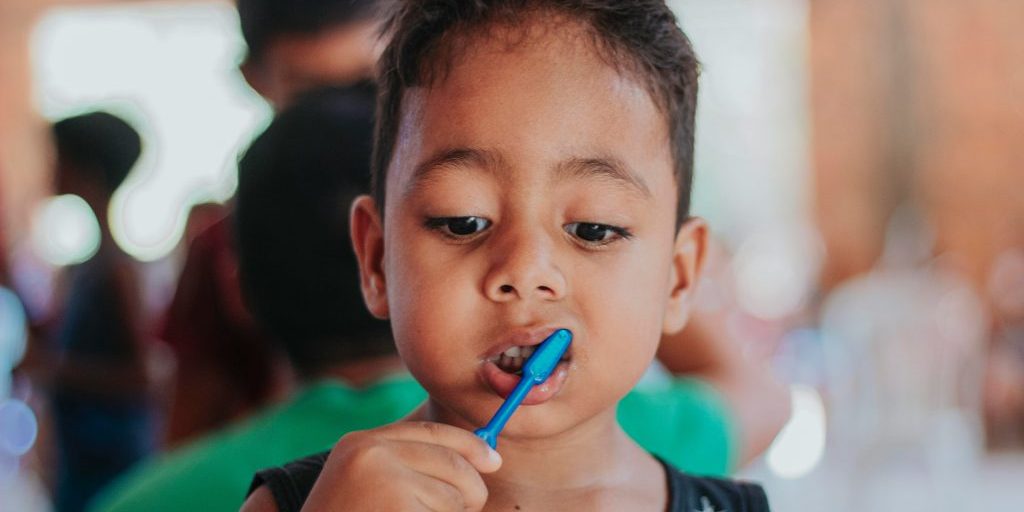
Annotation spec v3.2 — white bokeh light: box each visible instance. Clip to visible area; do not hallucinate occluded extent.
[732,223,824,319]
[767,384,827,479]
[670,0,810,242]
[32,3,271,261]
[0,287,28,400]
[29,195,100,267]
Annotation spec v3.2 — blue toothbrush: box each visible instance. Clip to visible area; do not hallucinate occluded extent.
[474,329,573,449]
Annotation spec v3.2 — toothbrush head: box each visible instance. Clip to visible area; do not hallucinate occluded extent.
[522,328,572,384]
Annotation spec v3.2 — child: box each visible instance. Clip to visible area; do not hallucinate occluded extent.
[234,0,786,468]
[244,1,770,510]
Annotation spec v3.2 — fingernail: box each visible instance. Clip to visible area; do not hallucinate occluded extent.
[487,447,502,465]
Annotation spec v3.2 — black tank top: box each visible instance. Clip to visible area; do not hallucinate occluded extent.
[249,451,770,511]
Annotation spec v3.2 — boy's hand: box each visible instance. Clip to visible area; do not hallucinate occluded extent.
[302,422,503,512]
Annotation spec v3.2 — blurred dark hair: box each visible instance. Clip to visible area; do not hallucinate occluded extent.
[52,111,142,193]
[237,0,382,63]
[373,0,700,228]
[235,83,394,377]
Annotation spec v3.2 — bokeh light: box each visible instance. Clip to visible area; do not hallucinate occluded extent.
[0,287,28,400]
[31,3,271,261]
[766,384,826,479]
[0,288,27,369]
[732,223,824,320]
[28,194,100,267]
[0,400,37,457]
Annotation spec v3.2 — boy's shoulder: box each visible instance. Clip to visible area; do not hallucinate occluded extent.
[251,452,770,512]
[249,451,331,512]
[658,457,770,512]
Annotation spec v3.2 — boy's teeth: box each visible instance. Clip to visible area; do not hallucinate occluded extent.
[492,342,569,373]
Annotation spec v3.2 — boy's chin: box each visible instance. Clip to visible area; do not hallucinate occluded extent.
[484,405,596,446]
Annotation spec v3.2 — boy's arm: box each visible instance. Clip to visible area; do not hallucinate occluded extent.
[657,309,791,466]
[240,486,279,512]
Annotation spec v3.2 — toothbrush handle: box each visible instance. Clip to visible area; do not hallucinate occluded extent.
[474,377,533,449]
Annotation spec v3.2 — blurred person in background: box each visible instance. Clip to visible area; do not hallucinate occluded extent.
[46,112,155,512]
[92,85,425,512]
[158,198,280,445]
[158,0,387,446]
[237,0,383,108]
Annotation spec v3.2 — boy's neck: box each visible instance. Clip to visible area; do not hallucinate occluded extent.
[415,401,667,510]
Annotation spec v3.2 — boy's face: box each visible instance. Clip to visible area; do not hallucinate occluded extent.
[355,21,705,442]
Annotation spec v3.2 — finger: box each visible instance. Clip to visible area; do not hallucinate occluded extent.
[406,470,467,512]
[381,422,503,473]
[391,440,489,511]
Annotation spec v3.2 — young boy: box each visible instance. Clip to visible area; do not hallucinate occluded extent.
[171,0,784,462]
[244,1,770,511]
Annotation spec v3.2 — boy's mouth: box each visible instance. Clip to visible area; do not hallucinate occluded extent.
[485,343,572,376]
[478,328,574,405]
[482,328,574,376]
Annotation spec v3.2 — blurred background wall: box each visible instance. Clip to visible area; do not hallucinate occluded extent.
[812,0,1024,294]
[2,0,1018,322]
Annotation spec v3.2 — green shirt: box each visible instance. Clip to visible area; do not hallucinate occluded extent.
[90,372,735,512]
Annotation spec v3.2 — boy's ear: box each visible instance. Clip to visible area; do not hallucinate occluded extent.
[350,195,389,319]
[662,217,708,335]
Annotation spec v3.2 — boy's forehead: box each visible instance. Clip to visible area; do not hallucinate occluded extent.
[386,21,674,204]
[403,147,654,202]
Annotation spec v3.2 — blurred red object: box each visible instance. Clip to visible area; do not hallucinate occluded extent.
[159,215,285,445]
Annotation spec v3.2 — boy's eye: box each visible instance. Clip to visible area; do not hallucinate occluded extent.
[564,222,632,245]
[425,216,492,238]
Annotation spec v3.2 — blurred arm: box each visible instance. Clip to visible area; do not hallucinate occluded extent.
[658,308,791,466]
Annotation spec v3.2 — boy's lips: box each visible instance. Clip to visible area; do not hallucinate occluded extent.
[480,327,575,361]
[477,326,574,405]
[480,359,571,405]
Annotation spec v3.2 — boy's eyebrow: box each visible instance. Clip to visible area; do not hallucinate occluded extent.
[405,147,506,196]
[555,156,652,198]
[405,148,651,199]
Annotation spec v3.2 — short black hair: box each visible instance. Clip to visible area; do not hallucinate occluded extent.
[53,111,142,193]
[373,0,699,227]
[235,83,394,377]
[237,0,382,63]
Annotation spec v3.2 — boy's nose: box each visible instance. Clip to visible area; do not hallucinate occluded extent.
[483,229,567,303]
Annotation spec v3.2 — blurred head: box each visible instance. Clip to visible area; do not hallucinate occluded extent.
[235,83,394,378]
[237,0,385,108]
[52,111,142,203]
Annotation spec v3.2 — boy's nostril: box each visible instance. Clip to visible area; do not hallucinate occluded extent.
[499,284,515,294]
